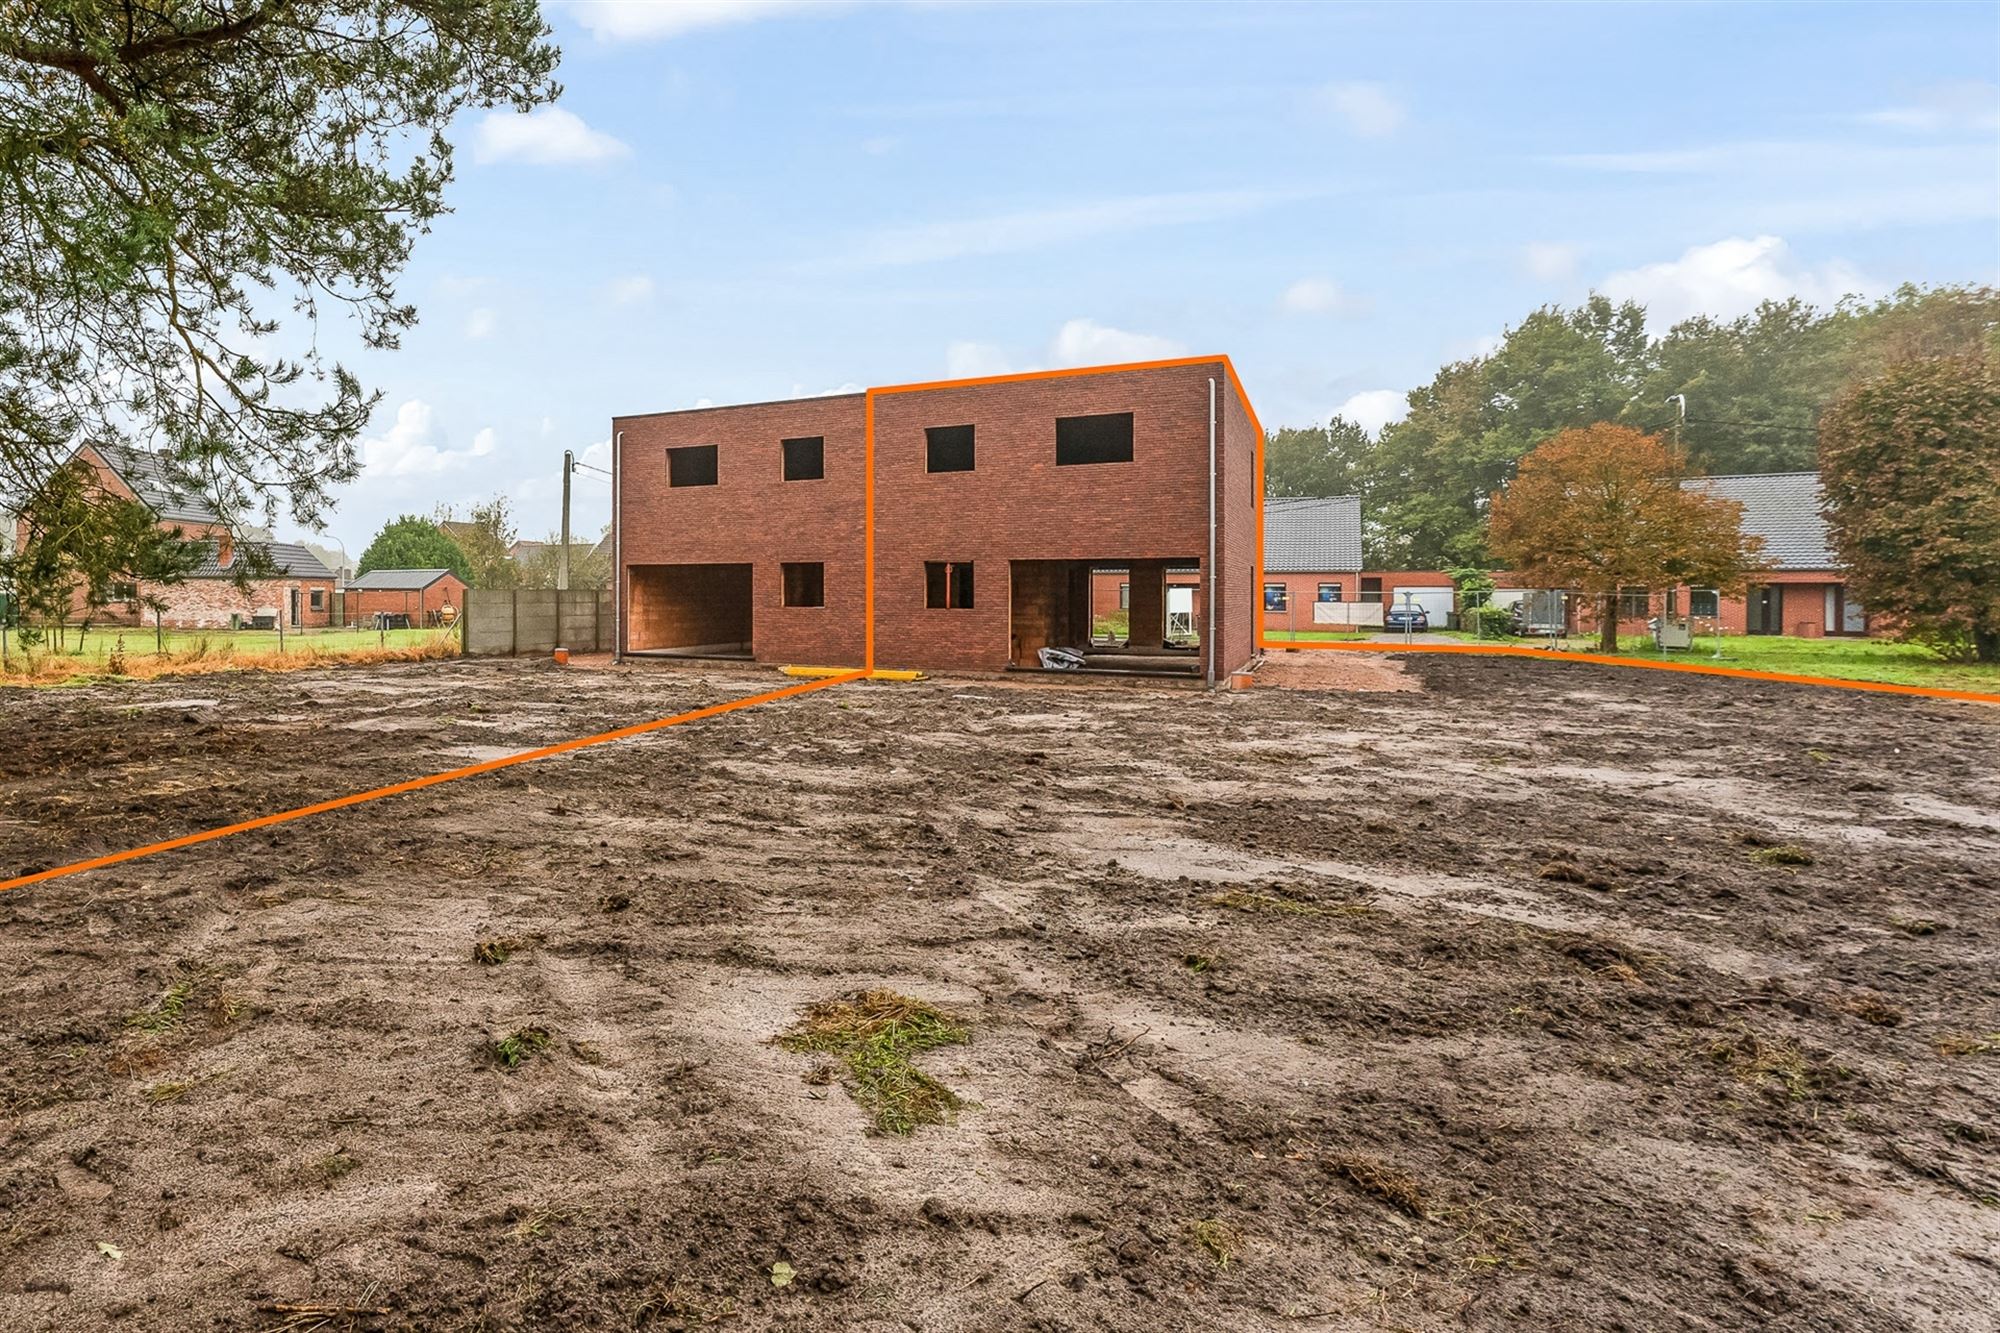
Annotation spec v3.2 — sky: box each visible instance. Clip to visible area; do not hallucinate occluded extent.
[299,0,2000,563]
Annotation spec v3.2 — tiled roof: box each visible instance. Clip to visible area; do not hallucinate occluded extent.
[186,540,334,580]
[1262,495,1364,573]
[348,568,457,591]
[1686,472,1837,570]
[89,442,224,526]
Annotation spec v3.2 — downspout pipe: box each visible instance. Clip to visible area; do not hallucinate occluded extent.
[1206,377,1217,690]
[611,428,623,663]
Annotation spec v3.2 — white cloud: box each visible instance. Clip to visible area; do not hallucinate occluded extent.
[1049,319,1188,367]
[1306,82,1406,138]
[820,188,1304,271]
[465,307,498,340]
[472,106,630,166]
[1600,235,1873,327]
[568,0,829,41]
[1522,242,1579,281]
[360,401,499,479]
[945,341,1014,379]
[1279,277,1366,316]
[1859,81,2000,133]
[603,273,656,306]
[1334,389,1408,437]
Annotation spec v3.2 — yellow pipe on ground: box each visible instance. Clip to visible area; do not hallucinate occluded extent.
[782,665,924,681]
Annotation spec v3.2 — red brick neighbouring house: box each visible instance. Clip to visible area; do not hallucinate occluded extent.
[612,359,1261,681]
[21,443,336,630]
[345,569,468,625]
[1493,471,1869,639]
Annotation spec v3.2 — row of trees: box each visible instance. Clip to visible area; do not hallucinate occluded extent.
[1477,346,1998,660]
[1266,285,1999,568]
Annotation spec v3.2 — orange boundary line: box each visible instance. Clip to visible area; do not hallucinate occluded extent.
[1258,638,2000,704]
[0,671,865,897]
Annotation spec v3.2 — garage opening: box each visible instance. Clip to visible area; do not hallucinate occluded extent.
[625,563,753,657]
[1009,558,1200,677]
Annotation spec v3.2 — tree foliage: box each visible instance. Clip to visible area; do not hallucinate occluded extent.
[1819,354,2000,662]
[515,529,609,590]
[0,1,558,553]
[1487,425,1765,651]
[439,495,518,590]
[357,513,470,582]
[1274,285,1999,567]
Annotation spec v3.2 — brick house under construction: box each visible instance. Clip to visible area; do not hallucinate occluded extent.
[610,358,1261,682]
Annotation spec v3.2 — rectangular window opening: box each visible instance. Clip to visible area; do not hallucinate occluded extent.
[1360,577,1383,604]
[310,588,325,611]
[1689,589,1719,618]
[782,436,824,481]
[781,561,825,608]
[1617,586,1650,619]
[926,561,975,609]
[1263,583,1289,612]
[1055,411,1134,466]
[925,424,975,473]
[667,444,719,487]
[1317,582,1343,603]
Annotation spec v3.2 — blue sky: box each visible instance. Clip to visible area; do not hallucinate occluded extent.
[308,0,2000,561]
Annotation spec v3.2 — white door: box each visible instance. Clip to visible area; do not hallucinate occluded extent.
[1394,587,1454,624]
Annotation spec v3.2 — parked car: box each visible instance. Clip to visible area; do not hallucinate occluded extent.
[1384,605,1430,632]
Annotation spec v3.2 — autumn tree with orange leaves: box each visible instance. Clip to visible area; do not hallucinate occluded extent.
[1488,424,1765,651]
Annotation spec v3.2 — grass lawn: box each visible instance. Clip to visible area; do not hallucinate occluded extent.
[13,625,454,662]
[1,625,461,685]
[1600,634,2000,691]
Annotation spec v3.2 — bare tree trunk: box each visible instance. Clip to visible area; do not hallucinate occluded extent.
[1599,594,1619,653]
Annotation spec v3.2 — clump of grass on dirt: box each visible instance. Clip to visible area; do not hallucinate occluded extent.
[1934,1032,1999,1059]
[315,1151,358,1182]
[1327,1151,1428,1218]
[779,990,968,1135]
[126,979,196,1033]
[1751,844,1815,867]
[1183,953,1219,973]
[492,1026,553,1069]
[1187,1217,1241,1267]
[1889,916,1945,936]
[1706,1028,1838,1100]
[473,936,521,966]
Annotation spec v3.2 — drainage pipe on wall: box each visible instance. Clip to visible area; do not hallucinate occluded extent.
[1206,377,1217,690]
[611,428,623,663]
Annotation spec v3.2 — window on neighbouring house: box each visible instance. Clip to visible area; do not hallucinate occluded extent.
[1317,582,1343,602]
[1055,411,1134,465]
[1617,586,1650,618]
[782,436,824,481]
[782,562,825,607]
[1689,589,1719,618]
[667,444,719,487]
[925,425,975,473]
[1264,584,1289,612]
[925,561,974,608]
[111,581,138,602]
[1360,577,1383,604]
[1119,581,1130,609]
[310,589,325,611]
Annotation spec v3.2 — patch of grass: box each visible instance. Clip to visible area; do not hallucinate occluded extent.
[473,936,521,966]
[1187,1217,1241,1268]
[206,991,249,1024]
[1934,1032,1999,1059]
[0,626,462,688]
[315,1151,358,1182]
[1889,916,1944,936]
[143,1080,192,1103]
[492,1026,553,1069]
[1842,993,1905,1027]
[510,1207,569,1241]
[1707,1028,1834,1100]
[778,990,969,1135]
[1182,953,1219,973]
[126,979,195,1033]
[1751,844,1815,867]
[1327,1151,1428,1218]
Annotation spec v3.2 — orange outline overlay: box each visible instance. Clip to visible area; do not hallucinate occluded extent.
[0,671,861,896]
[8,356,1994,896]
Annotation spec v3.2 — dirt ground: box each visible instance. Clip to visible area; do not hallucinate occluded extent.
[1,653,1996,1332]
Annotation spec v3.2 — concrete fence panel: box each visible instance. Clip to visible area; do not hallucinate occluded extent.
[462,588,614,655]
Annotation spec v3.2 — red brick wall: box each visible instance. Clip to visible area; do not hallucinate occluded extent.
[347,574,467,622]
[614,396,867,666]
[1216,373,1259,680]
[1492,570,1868,637]
[614,363,1260,678]
[102,576,334,630]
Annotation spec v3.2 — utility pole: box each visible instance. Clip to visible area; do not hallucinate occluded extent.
[559,448,573,593]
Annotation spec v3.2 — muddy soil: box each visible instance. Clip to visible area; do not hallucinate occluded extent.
[1,654,1996,1332]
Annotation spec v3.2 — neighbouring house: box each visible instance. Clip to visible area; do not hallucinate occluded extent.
[346,568,468,625]
[611,358,1261,681]
[436,519,484,550]
[21,442,336,630]
[1493,471,1868,639]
